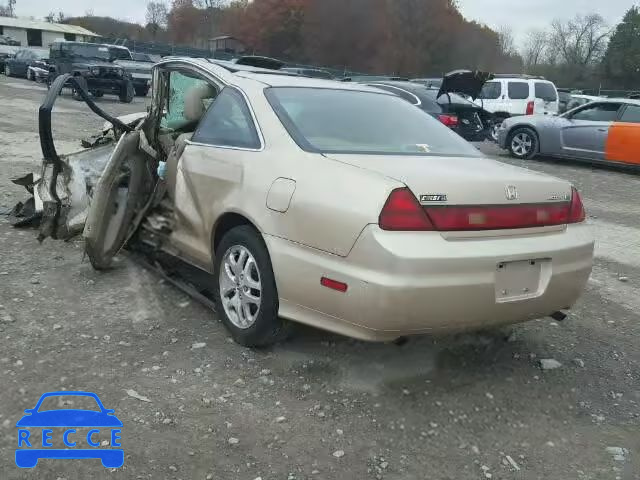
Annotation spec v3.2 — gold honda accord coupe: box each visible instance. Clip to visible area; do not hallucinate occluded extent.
[33,57,594,346]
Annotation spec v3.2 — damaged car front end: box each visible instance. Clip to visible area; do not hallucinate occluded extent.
[35,73,157,271]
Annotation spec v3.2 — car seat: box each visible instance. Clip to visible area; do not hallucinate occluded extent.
[165,83,217,199]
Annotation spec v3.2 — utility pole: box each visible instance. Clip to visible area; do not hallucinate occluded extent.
[8,0,16,17]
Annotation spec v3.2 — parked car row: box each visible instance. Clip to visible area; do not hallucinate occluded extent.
[1,42,153,101]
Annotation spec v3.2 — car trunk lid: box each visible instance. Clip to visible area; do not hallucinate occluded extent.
[437,70,494,100]
[323,153,576,234]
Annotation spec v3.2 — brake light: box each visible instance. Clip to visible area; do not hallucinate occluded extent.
[568,187,586,223]
[526,101,535,115]
[379,188,435,231]
[438,114,459,127]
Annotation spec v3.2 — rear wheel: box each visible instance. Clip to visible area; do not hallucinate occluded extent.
[27,69,34,81]
[508,127,539,160]
[119,79,135,103]
[213,225,289,347]
[4,65,11,77]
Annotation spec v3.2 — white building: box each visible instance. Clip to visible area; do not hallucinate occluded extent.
[0,16,96,49]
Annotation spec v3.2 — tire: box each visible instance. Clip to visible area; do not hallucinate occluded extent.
[508,127,539,160]
[71,76,88,101]
[119,79,135,103]
[213,225,289,347]
[27,69,33,81]
[92,90,104,98]
[5,65,11,77]
[134,86,149,97]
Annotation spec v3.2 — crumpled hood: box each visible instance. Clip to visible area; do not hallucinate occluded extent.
[438,70,494,100]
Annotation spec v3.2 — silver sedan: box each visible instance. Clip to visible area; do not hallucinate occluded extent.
[497,98,640,167]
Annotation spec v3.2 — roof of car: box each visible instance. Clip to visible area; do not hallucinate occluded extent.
[582,96,640,106]
[235,71,383,92]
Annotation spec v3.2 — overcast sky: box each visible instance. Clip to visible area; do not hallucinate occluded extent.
[11,0,637,47]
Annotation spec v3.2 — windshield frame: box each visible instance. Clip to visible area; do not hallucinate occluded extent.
[264,86,482,157]
[60,43,111,62]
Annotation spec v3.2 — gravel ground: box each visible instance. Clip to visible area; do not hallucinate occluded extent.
[0,75,639,479]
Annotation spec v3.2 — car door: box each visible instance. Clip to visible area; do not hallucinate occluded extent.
[506,81,530,115]
[605,104,640,165]
[160,71,263,269]
[534,81,559,115]
[559,102,622,160]
[477,80,505,113]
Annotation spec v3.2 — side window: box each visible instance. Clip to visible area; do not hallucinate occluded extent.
[14,50,25,60]
[162,70,217,130]
[507,82,529,100]
[619,105,640,123]
[192,88,261,149]
[479,81,501,99]
[534,82,557,102]
[570,103,622,122]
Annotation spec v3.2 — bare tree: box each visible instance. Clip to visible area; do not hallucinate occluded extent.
[549,14,611,66]
[195,0,223,8]
[497,25,516,56]
[146,1,169,28]
[521,29,548,67]
[0,0,16,16]
[45,11,66,23]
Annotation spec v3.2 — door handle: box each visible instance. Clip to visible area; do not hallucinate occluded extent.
[597,128,607,132]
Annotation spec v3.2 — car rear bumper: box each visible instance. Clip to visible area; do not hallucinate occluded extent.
[267,224,594,341]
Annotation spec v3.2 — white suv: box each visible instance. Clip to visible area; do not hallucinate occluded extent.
[477,75,560,140]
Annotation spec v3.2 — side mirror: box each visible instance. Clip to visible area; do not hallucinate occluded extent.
[104,409,116,415]
[23,409,34,414]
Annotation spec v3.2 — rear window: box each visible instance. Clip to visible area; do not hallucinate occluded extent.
[535,82,558,102]
[619,105,640,123]
[479,82,501,99]
[508,82,529,100]
[265,87,481,157]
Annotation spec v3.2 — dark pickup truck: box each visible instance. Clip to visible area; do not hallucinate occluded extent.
[47,41,135,103]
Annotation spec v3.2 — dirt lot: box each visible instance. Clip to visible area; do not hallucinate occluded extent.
[1,75,639,479]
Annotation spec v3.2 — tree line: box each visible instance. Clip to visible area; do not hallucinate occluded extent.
[30,0,640,89]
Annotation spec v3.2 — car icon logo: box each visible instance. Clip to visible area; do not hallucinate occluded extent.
[505,185,519,201]
[15,391,123,469]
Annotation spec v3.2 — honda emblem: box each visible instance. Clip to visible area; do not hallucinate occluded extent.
[505,185,518,201]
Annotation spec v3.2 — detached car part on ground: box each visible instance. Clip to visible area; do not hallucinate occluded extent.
[497,98,640,166]
[24,59,594,348]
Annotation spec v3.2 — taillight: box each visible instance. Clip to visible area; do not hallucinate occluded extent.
[568,187,586,223]
[425,203,573,231]
[379,188,435,231]
[438,114,459,127]
[526,101,535,115]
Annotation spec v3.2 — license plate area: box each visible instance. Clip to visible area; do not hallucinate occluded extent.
[495,259,548,303]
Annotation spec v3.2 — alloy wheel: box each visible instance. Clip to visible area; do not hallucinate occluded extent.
[511,132,533,157]
[219,245,262,329]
